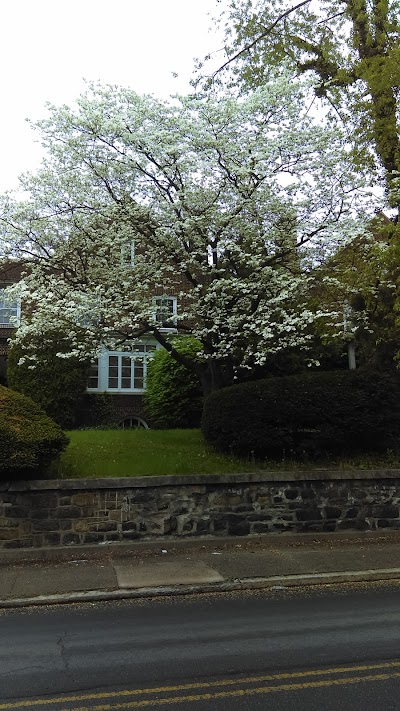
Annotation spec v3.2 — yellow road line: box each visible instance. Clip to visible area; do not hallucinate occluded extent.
[58,671,400,711]
[2,660,400,710]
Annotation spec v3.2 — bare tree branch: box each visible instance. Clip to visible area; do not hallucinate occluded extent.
[211,0,312,80]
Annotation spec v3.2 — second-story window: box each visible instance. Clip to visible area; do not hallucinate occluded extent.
[121,241,135,267]
[153,296,177,327]
[0,289,20,326]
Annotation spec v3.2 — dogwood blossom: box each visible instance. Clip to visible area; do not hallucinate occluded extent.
[0,76,373,391]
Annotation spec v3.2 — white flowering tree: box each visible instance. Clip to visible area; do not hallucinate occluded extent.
[1,77,372,393]
[200,0,400,208]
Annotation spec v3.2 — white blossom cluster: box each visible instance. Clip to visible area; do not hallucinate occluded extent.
[0,75,374,386]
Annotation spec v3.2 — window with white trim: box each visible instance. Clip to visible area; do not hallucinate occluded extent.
[121,240,135,267]
[87,342,158,393]
[153,296,177,327]
[0,289,20,326]
[108,353,145,390]
[87,359,99,389]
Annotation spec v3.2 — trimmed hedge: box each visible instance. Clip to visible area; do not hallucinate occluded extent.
[0,385,69,477]
[202,370,400,459]
[7,330,90,429]
[144,338,203,429]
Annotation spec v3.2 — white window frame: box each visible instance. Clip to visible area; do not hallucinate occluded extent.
[0,288,20,327]
[107,352,145,392]
[87,359,99,390]
[153,296,177,329]
[120,240,135,267]
[87,340,159,394]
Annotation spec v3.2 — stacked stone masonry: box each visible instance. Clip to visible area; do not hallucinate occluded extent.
[1,471,400,548]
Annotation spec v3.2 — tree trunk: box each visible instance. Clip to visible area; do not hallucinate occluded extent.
[199,359,233,397]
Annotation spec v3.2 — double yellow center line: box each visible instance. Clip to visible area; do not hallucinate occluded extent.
[3,659,400,710]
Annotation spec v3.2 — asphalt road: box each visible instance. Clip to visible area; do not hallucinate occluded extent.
[2,583,400,709]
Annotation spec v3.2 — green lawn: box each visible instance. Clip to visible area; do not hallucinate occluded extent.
[50,428,400,479]
[52,429,262,478]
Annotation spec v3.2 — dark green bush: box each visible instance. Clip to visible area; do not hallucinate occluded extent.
[202,370,400,459]
[0,385,69,477]
[7,330,90,429]
[144,337,203,429]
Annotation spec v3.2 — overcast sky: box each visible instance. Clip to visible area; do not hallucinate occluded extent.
[0,0,223,192]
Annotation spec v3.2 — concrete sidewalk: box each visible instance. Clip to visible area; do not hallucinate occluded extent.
[3,532,400,607]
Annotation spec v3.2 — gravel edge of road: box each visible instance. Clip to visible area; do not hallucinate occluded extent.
[3,568,400,608]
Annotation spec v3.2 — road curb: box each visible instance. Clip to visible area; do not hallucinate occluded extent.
[3,567,400,608]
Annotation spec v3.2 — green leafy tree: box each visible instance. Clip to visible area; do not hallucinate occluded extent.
[205,0,400,206]
[144,338,204,429]
[308,214,400,369]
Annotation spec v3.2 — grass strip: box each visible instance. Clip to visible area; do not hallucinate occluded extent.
[51,429,400,479]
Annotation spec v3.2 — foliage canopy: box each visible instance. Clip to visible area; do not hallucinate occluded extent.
[205,0,400,206]
[1,79,372,391]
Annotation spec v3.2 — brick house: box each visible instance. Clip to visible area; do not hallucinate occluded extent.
[83,292,179,428]
[0,260,184,428]
[0,261,23,385]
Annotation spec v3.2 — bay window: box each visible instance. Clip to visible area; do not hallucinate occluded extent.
[87,341,157,393]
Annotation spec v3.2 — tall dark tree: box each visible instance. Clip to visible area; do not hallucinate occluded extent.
[205,0,400,208]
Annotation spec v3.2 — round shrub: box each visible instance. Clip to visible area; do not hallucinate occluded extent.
[0,385,69,477]
[144,338,203,429]
[7,329,90,429]
[202,370,400,459]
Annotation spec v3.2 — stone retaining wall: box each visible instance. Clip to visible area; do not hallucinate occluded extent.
[2,470,400,548]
